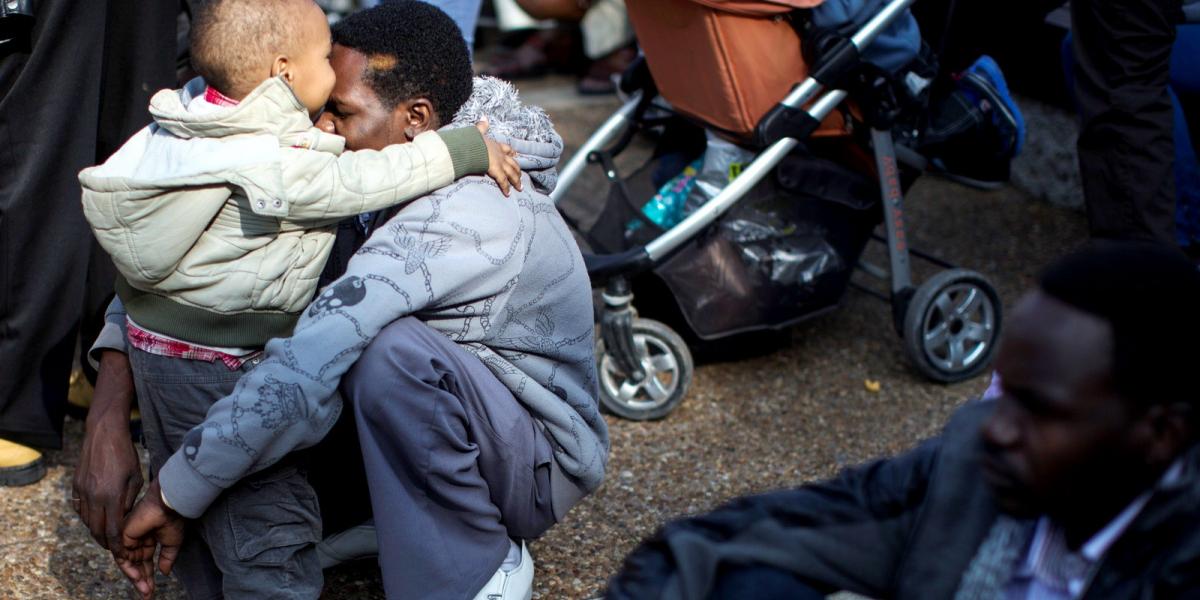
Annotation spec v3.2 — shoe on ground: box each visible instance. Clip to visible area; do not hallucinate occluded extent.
[922,54,1025,190]
[472,540,533,600]
[929,155,1010,190]
[316,520,378,569]
[482,28,581,80]
[66,369,93,420]
[66,368,143,439]
[0,438,46,487]
[578,45,637,96]
[958,55,1025,156]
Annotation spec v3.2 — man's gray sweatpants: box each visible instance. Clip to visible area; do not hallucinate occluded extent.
[341,317,558,600]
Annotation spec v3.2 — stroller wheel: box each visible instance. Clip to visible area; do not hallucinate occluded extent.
[597,318,694,420]
[903,269,1002,383]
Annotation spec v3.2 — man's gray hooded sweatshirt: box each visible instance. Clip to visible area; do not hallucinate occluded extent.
[145,77,608,518]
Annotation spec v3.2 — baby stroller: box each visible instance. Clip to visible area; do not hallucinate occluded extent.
[552,0,1006,420]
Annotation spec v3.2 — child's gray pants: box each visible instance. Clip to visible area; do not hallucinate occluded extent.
[129,347,323,600]
[340,316,558,600]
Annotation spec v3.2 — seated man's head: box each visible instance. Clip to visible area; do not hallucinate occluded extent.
[189,0,335,117]
[982,241,1200,542]
[315,1,474,151]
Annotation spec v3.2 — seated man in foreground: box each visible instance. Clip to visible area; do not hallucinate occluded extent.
[80,3,607,599]
[608,241,1200,599]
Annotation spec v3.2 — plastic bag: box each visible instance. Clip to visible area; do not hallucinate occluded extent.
[684,130,756,213]
[722,212,840,287]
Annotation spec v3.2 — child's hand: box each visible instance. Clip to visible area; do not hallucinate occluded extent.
[114,538,158,600]
[477,119,523,196]
[117,480,185,599]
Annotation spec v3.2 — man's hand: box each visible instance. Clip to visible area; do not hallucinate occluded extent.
[476,119,523,196]
[119,479,185,600]
[73,350,143,551]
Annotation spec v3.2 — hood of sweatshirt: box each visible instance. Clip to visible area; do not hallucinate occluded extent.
[446,76,564,194]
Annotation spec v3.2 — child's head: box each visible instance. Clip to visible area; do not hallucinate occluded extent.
[190,0,335,118]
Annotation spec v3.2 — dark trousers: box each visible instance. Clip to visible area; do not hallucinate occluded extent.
[0,0,177,448]
[129,348,323,600]
[340,317,557,600]
[1072,0,1183,244]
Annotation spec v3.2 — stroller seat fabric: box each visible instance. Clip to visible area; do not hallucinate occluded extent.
[626,0,921,142]
[627,0,843,141]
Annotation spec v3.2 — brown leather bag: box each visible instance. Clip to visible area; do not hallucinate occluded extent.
[626,0,847,142]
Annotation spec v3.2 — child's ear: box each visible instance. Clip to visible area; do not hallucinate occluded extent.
[271,55,291,81]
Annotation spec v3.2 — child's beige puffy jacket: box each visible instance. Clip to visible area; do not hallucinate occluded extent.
[79,76,488,347]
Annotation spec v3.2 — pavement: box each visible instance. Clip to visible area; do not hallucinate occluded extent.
[0,77,1088,599]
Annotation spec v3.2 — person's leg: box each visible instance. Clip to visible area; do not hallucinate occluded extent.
[0,0,106,450]
[196,461,323,600]
[1170,24,1200,249]
[576,0,635,94]
[129,348,238,599]
[405,0,483,49]
[129,349,323,600]
[1071,0,1182,244]
[341,317,556,600]
[1171,88,1200,248]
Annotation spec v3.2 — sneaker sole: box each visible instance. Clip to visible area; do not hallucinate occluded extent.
[929,158,1010,190]
[0,457,46,487]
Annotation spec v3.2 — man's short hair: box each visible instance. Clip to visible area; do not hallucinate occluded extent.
[331,1,473,125]
[190,0,303,97]
[1038,240,1200,415]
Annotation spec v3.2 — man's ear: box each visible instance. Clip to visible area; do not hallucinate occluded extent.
[1140,402,1194,467]
[395,98,437,141]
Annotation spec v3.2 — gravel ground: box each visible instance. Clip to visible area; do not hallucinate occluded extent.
[0,81,1087,600]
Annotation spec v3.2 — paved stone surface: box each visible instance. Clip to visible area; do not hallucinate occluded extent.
[0,79,1087,600]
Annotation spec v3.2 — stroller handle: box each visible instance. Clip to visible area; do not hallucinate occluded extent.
[778,0,918,111]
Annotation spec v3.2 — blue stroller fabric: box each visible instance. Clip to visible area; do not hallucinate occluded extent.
[810,0,921,73]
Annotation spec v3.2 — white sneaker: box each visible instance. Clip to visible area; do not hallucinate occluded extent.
[472,540,534,600]
[315,521,378,569]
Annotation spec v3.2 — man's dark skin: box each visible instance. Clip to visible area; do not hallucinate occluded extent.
[316,44,445,147]
[76,42,475,598]
[981,291,1193,548]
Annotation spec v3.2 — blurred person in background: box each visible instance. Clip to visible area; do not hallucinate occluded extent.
[0,0,183,487]
[484,0,635,95]
[1069,0,1186,245]
[1062,3,1200,254]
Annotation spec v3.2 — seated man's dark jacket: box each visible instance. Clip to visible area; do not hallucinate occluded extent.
[608,401,1200,599]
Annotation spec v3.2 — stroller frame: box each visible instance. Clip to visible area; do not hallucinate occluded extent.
[552,0,1002,420]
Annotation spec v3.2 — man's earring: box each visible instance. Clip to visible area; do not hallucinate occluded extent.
[404,127,416,141]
